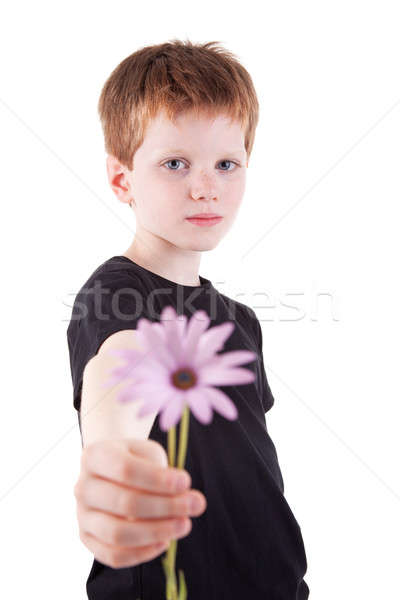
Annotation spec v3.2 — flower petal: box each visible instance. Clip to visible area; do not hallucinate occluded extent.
[185,388,213,425]
[160,307,187,364]
[136,389,172,417]
[131,362,170,384]
[127,381,169,397]
[213,349,257,369]
[101,365,135,389]
[201,386,238,420]
[102,348,164,389]
[137,318,152,351]
[160,306,188,335]
[184,310,210,359]
[138,320,178,370]
[114,378,167,403]
[159,392,186,431]
[199,365,256,386]
[160,305,178,323]
[101,348,148,386]
[194,322,235,367]
[151,322,166,338]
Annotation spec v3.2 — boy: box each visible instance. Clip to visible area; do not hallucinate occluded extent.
[67,39,310,599]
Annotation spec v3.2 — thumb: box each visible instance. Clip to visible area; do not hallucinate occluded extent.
[122,438,169,468]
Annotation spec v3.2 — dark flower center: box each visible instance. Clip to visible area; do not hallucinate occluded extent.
[171,367,197,390]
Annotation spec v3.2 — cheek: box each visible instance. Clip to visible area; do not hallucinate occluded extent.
[139,191,180,231]
[147,201,170,227]
[226,177,246,209]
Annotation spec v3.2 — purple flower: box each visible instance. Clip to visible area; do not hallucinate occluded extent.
[102,305,256,431]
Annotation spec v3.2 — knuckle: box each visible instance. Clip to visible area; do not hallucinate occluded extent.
[76,479,90,501]
[154,527,168,544]
[172,495,189,516]
[76,482,90,506]
[108,524,124,546]
[145,522,163,545]
[117,491,137,518]
[147,440,168,467]
[160,469,175,492]
[116,459,131,482]
[73,481,81,499]
[152,468,166,491]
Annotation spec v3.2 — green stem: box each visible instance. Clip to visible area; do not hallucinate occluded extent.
[168,424,176,468]
[163,405,190,600]
[177,405,190,469]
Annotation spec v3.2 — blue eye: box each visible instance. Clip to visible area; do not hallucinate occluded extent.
[218,160,236,171]
[162,159,238,172]
[164,159,184,170]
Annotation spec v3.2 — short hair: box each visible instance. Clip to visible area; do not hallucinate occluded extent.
[97,38,259,170]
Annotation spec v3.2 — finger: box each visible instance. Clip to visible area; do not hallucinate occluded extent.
[132,489,206,519]
[79,505,192,548]
[79,528,170,569]
[76,476,207,519]
[83,442,192,495]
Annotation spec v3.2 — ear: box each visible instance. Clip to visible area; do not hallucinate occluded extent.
[106,155,132,207]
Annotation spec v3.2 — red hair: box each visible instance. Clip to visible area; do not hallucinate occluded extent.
[97,38,259,170]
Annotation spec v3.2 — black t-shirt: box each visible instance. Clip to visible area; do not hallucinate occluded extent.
[66,255,309,599]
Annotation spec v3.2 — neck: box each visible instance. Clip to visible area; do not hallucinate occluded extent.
[123,229,202,287]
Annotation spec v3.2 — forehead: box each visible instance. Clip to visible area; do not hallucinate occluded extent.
[143,108,246,152]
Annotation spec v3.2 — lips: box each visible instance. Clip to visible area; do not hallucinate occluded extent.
[186,215,223,227]
[187,213,221,219]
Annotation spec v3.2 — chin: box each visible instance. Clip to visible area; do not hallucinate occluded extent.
[177,235,222,252]
[192,240,220,251]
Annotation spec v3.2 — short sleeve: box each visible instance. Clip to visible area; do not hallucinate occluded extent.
[66,269,145,414]
[252,314,275,414]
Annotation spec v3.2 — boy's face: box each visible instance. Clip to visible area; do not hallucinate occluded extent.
[111,108,248,252]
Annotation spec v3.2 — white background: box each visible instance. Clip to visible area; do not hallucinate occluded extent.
[1,1,399,598]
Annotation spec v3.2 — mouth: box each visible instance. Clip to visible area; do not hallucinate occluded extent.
[185,215,223,227]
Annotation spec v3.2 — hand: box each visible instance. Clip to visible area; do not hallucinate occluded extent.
[74,438,207,569]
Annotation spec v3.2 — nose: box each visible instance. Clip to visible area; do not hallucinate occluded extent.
[189,170,218,202]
